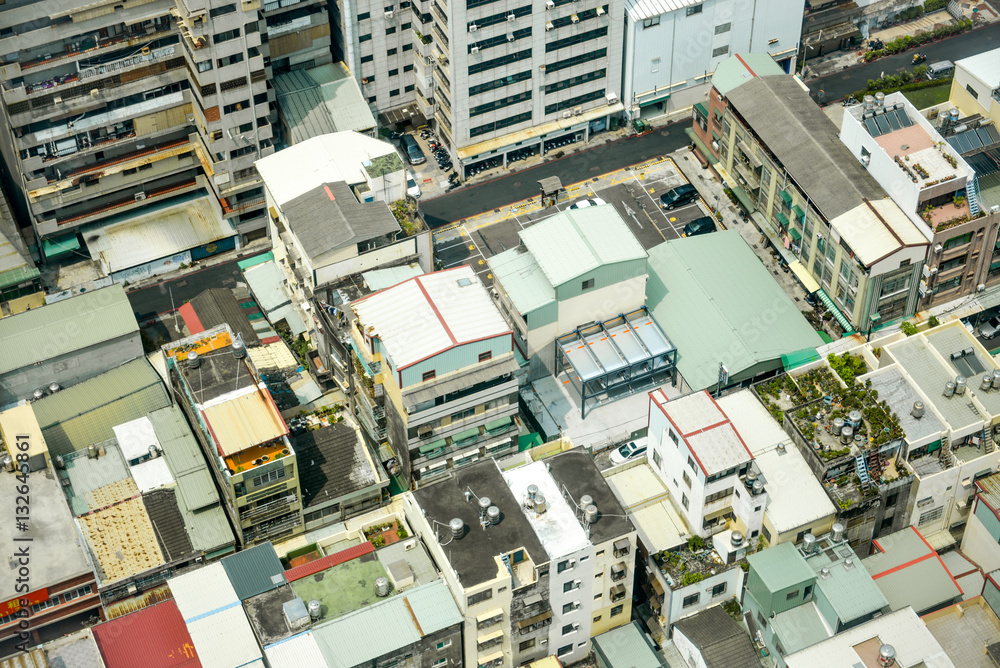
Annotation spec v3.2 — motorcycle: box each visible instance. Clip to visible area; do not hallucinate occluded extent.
[912,53,926,65]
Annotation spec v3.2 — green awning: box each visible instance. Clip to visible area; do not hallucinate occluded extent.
[238,251,274,271]
[684,128,719,165]
[0,265,41,291]
[419,439,447,454]
[779,190,792,205]
[781,348,820,370]
[776,212,790,228]
[713,107,722,119]
[638,91,670,107]
[731,184,756,214]
[485,416,512,431]
[990,260,1000,271]
[818,289,853,333]
[792,205,806,221]
[452,427,480,444]
[789,227,802,242]
[711,130,720,141]
[693,102,709,118]
[42,234,80,259]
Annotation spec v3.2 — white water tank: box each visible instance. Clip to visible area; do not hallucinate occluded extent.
[186,351,201,368]
[955,375,967,395]
[534,493,547,513]
[449,518,464,539]
[584,505,598,528]
[912,401,925,419]
[487,505,501,526]
[803,533,818,554]
[832,522,845,543]
[308,600,322,621]
[375,577,390,597]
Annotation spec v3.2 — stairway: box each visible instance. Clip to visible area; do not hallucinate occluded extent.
[866,449,882,483]
[969,177,982,218]
[856,454,871,492]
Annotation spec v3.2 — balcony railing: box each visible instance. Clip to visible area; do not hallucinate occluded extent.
[240,493,296,523]
[18,25,175,72]
[222,195,265,214]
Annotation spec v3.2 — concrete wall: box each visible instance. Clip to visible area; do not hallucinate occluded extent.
[672,625,710,668]
[962,497,1000,574]
[590,532,637,636]
[547,546,595,664]
[908,451,1000,536]
[664,568,744,630]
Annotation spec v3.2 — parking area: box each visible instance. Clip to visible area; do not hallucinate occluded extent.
[431,155,719,281]
[963,309,1000,352]
[404,131,456,200]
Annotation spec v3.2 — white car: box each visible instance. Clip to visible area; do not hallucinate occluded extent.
[407,171,421,199]
[609,440,647,466]
[569,197,607,209]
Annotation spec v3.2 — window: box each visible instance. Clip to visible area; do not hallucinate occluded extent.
[682,593,700,607]
[643,15,660,28]
[786,589,799,601]
[405,64,414,73]
[967,84,979,100]
[687,456,696,471]
[939,256,966,273]
[804,585,813,599]
[562,623,575,635]
[223,100,249,114]
[436,639,452,650]
[686,3,702,14]
[368,96,377,103]
[196,59,213,72]
[944,232,972,249]
[470,90,532,117]
[403,43,413,51]
[593,615,602,623]
[681,493,689,510]
[563,602,578,613]
[545,27,608,53]
[468,590,492,606]
[582,278,595,290]
[653,450,662,468]
[546,48,606,74]
[390,89,400,97]
[558,559,573,573]
[230,145,256,159]
[470,48,533,75]
[213,28,241,44]
[651,57,660,74]
[611,604,624,617]
[564,580,579,592]
[557,644,573,657]
[63,584,93,601]
[715,22,731,33]
[358,11,371,19]
[389,68,399,76]
[402,21,412,28]
[210,3,237,16]
[386,26,397,34]
[757,611,768,628]
[252,466,285,487]
[682,471,692,488]
[432,660,448,668]
[361,55,374,63]
[519,639,536,652]
[360,33,372,42]
[711,582,727,597]
[919,506,944,526]
[471,111,532,138]
[422,370,436,381]
[388,47,398,56]
[712,45,729,57]
[885,493,898,508]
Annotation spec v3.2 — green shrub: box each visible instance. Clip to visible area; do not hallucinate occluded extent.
[924,0,947,11]
[928,315,940,328]
[828,352,867,386]
[900,321,919,336]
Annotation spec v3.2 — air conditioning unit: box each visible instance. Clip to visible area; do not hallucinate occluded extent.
[574,107,582,115]
[929,266,938,275]
[605,91,618,104]
[507,13,516,21]
[471,46,480,53]
[546,21,554,30]
[562,111,572,119]
[991,205,1000,214]
[979,283,987,292]
[507,34,515,42]
[934,243,943,253]
[596,5,605,14]
[571,13,579,22]
[469,24,478,31]
[540,638,548,645]
[384,9,394,18]
[53,95,62,104]
[546,0,555,7]
[134,193,147,201]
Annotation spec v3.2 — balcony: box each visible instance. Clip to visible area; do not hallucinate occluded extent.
[225,439,291,476]
[45,176,201,231]
[14,23,175,75]
[239,493,297,523]
[610,563,627,582]
[610,583,627,603]
[221,194,265,215]
[613,539,630,558]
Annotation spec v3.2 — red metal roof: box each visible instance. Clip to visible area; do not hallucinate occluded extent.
[94,599,201,668]
[284,541,375,582]
[177,302,205,335]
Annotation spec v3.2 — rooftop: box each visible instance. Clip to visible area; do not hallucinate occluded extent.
[14,628,104,668]
[221,542,286,600]
[0,283,136,376]
[409,458,548,587]
[92,600,199,668]
[672,605,761,668]
[32,357,172,458]
[202,388,288,457]
[867,526,963,614]
[487,247,555,314]
[264,631,327,668]
[555,307,674,384]
[976,472,1000,514]
[925,325,1000,417]
[592,620,667,668]
[179,288,261,347]
[783,607,955,666]
[169,330,256,404]
[273,62,377,144]
[0,465,92,601]
[242,585,301,646]
[78,496,166,586]
[289,550,389,620]
[770,601,833,654]
[0,402,47,465]
[710,52,785,97]
[291,422,384,509]
[605,463,689,551]
[60,443,133,516]
[310,580,462,668]
[168,562,240,621]
[255,131,402,206]
[863,365,945,444]
[829,197,929,268]
[754,443,836,534]
[361,263,425,292]
[281,181,400,265]
[650,390,753,476]
[955,46,1000,88]
[646,231,823,391]
[717,389,795,456]
[803,534,889,623]
[351,266,511,370]
[747,541,816,593]
[923,596,1000,668]
[726,75,886,221]
[623,0,702,22]
[545,449,633,546]
[186,602,262,668]
[504,461,590,559]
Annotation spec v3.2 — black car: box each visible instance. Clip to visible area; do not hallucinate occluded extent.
[682,216,717,237]
[399,135,426,165]
[659,183,699,210]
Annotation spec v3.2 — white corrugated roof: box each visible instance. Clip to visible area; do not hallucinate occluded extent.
[717,390,792,456]
[85,196,235,273]
[605,464,689,550]
[186,604,263,668]
[128,457,174,493]
[686,425,753,476]
[256,132,399,205]
[654,390,725,436]
[168,562,240,621]
[351,266,511,370]
[113,416,161,463]
[755,445,836,533]
[832,198,928,267]
[625,0,702,22]
[956,47,1000,89]
[264,632,326,666]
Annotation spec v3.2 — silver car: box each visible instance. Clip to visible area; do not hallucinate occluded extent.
[980,316,1000,340]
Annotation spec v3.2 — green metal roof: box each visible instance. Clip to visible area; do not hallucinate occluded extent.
[747,542,815,593]
[811,551,889,624]
[237,251,273,271]
[419,438,446,454]
[592,620,666,668]
[274,63,377,144]
[0,264,40,291]
[221,542,286,600]
[792,204,806,221]
[0,284,137,376]
[42,233,80,259]
[776,211,790,228]
[789,227,802,241]
[780,189,793,204]
[770,602,831,654]
[817,289,853,333]
[710,53,785,96]
[32,358,171,457]
[148,406,226,512]
[488,248,556,316]
[452,427,480,443]
[731,184,757,214]
[518,206,648,289]
[685,127,719,165]
[485,416,512,430]
[646,231,823,391]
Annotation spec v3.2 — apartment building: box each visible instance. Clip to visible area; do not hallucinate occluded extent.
[166,324,302,546]
[949,47,1000,129]
[961,471,1000,573]
[349,266,519,487]
[0,0,277,267]
[840,91,1000,308]
[262,0,332,75]
[622,0,801,121]
[405,452,635,668]
[647,389,766,540]
[718,74,928,333]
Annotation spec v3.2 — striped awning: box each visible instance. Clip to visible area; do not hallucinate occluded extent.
[818,289,853,333]
[452,427,480,444]
[419,438,446,454]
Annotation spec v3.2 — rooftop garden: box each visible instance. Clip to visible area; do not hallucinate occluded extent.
[650,536,755,589]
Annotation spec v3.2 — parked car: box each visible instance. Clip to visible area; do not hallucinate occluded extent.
[609,440,647,465]
[399,135,426,165]
[927,60,954,81]
[980,316,1000,340]
[407,171,421,199]
[682,216,718,237]
[659,183,699,210]
[569,197,607,209]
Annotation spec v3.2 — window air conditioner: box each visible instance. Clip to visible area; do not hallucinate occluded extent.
[934,244,943,253]
[571,13,579,22]
[471,46,480,53]
[507,34,515,42]
[507,13,516,21]
[546,0,555,8]
[596,5,605,14]
[469,24,478,31]
[562,111,572,119]
[574,107,582,115]
[546,21,554,30]
[384,10,394,19]
[134,193,147,201]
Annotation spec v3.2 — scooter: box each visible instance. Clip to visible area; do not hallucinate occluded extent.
[912,53,926,65]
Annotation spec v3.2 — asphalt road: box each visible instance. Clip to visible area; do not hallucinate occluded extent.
[420,125,692,227]
[126,249,270,321]
[808,21,1000,103]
